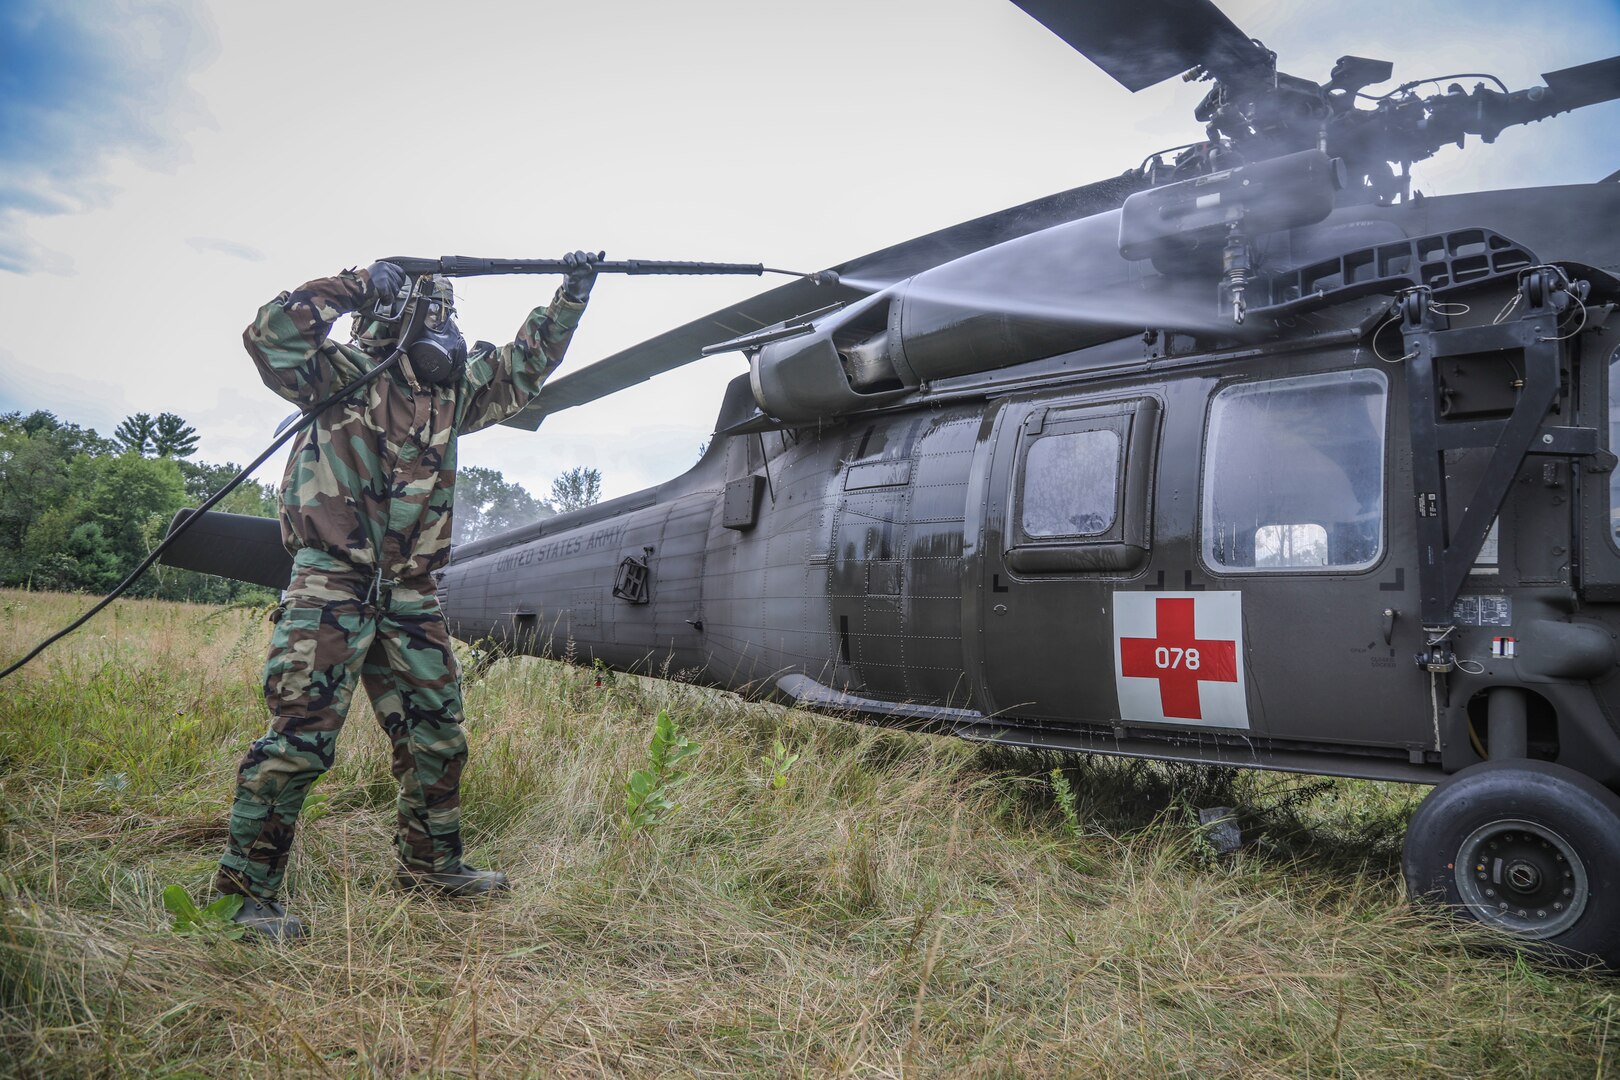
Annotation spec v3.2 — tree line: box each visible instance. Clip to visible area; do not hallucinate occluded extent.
[0,409,600,603]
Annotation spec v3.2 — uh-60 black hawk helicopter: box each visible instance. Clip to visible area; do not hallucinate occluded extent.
[163,1,1620,965]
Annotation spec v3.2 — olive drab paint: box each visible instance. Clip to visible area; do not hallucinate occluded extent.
[435,179,1620,792]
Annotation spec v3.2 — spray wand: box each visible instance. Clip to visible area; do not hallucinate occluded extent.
[382,255,841,286]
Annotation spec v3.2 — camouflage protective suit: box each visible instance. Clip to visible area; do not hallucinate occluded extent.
[216,266,585,901]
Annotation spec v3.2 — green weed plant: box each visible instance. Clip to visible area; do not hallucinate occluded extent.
[300,774,330,823]
[161,886,243,939]
[621,708,700,837]
[760,738,801,791]
[1048,766,1083,839]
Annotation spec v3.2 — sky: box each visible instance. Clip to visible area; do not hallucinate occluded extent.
[2,0,1617,503]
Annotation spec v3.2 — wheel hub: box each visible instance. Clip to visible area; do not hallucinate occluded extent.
[1455,818,1589,940]
[1504,860,1541,892]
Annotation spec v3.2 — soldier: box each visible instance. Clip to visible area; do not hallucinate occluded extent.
[215,251,601,939]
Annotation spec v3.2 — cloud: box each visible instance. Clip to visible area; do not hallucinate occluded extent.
[0,0,216,275]
[186,236,265,262]
[0,234,73,276]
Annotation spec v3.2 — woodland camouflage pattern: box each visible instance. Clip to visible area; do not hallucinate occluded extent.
[216,560,470,897]
[245,266,585,580]
[218,267,585,900]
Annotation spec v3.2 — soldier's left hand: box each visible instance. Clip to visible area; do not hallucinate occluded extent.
[561,250,604,303]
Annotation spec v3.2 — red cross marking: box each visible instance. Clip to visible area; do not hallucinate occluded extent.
[1119,597,1238,720]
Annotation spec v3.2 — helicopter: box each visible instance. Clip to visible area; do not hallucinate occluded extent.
[160,0,1620,966]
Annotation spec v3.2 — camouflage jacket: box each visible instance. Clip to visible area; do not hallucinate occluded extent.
[244,267,585,583]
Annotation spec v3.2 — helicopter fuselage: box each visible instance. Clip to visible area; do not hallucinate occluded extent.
[440,180,1620,789]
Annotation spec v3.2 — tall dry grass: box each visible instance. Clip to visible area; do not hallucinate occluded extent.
[0,588,1614,1078]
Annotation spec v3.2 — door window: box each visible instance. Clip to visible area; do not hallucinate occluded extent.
[1007,398,1158,574]
[1021,429,1121,538]
[1203,369,1387,573]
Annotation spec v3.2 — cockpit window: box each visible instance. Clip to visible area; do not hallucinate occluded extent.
[1203,369,1387,573]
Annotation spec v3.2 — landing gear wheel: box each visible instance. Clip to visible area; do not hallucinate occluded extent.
[1402,760,1620,968]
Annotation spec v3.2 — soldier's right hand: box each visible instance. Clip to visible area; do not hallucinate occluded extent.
[366,261,407,303]
[561,250,603,303]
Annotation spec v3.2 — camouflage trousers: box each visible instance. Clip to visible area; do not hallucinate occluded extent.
[217,554,468,900]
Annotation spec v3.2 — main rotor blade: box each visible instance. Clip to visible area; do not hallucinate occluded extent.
[1541,55,1620,111]
[1009,0,1268,91]
[499,172,1145,431]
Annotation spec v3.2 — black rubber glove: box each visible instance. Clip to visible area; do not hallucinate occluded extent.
[366,260,407,304]
[561,250,603,303]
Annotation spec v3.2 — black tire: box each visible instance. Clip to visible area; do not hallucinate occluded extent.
[1402,759,1620,968]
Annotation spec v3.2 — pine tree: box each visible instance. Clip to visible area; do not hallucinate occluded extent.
[152,412,200,458]
[113,413,157,455]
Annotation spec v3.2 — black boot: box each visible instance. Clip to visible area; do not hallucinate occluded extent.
[230,896,307,941]
[397,863,511,898]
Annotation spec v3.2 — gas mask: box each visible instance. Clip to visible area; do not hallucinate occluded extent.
[350,274,466,385]
[405,281,467,386]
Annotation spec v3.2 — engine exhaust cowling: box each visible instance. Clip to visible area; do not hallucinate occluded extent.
[750,211,1157,423]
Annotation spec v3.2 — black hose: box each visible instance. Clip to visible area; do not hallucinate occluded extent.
[0,351,402,682]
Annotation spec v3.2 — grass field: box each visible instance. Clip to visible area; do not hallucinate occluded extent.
[0,588,1615,1078]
